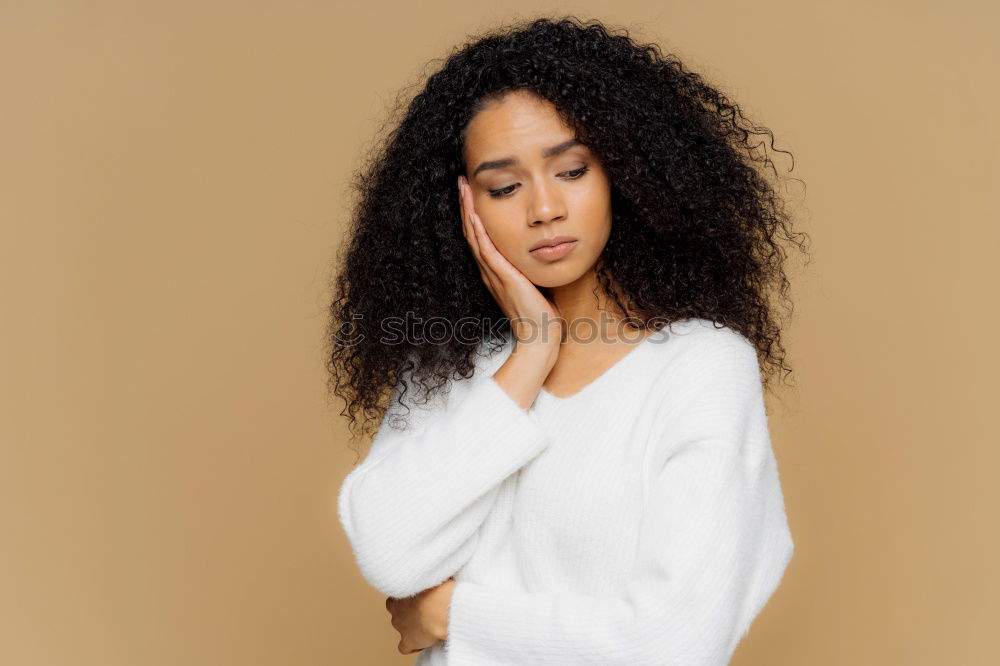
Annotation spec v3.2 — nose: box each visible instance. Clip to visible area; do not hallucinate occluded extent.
[528,178,567,226]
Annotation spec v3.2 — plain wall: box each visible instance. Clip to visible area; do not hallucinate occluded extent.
[1,1,997,664]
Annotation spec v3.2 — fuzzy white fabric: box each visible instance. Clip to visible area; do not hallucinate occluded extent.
[338,318,794,665]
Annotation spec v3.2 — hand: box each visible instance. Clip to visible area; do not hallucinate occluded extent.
[458,175,564,348]
[385,577,456,655]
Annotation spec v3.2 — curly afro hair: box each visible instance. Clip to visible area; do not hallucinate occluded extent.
[326,15,811,446]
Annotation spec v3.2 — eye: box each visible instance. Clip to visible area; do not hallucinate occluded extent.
[487,166,590,199]
[487,184,517,199]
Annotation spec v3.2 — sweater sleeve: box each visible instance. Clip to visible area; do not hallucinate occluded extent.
[442,336,795,665]
[337,364,552,599]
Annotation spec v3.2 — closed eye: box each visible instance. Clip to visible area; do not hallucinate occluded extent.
[488,166,590,199]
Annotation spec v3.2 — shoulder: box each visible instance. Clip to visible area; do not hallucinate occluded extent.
[649,317,758,380]
[641,318,763,427]
[384,337,512,425]
[647,320,769,460]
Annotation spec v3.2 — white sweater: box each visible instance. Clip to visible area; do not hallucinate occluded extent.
[337,318,794,665]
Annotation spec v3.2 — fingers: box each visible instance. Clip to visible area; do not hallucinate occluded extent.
[469,210,506,272]
[458,177,497,287]
[458,177,483,261]
[457,177,518,274]
[466,198,524,291]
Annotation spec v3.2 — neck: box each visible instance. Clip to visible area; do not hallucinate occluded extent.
[540,268,639,344]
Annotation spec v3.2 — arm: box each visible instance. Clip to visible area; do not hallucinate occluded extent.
[337,350,553,599]
[442,337,795,666]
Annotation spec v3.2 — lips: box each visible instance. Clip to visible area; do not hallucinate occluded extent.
[529,235,578,252]
[529,238,579,262]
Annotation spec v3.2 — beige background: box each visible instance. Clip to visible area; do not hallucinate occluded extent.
[2,1,997,664]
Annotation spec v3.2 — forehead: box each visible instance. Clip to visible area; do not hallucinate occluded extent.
[463,92,577,158]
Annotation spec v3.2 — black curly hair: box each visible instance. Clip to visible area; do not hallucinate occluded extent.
[326,15,811,446]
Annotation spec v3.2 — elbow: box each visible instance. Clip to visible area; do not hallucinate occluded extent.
[340,510,418,597]
[631,628,735,666]
[772,523,795,596]
[354,542,470,599]
[728,524,795,653]
[622,603,738,666]
[338,472,477,599]
[771,518,795,587]
[337,464,406,568]
[353,524,480,599]
[338,472,407,595]
[356,556,432,599]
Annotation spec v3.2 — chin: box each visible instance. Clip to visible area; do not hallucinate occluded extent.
[523,263,589,289]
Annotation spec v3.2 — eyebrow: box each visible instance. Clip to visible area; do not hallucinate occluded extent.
[471,139,584,178]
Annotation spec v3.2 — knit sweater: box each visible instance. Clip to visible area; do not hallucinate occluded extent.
[337,317,794,665]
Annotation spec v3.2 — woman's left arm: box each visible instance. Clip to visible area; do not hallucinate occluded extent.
[441,337,795,666]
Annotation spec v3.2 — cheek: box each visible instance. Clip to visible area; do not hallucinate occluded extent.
[476,216,541,275]
[571,187,612,236]
[482,221,527,262]
[579,179,612,218]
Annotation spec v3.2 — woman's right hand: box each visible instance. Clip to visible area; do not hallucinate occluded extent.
[458,175,564,349]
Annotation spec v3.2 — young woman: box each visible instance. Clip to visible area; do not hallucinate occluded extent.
[328,16,809,665]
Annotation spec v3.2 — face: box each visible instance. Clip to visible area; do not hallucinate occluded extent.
[461,90,612,288]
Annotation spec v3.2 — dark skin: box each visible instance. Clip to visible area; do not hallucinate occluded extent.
[385,578,456,654]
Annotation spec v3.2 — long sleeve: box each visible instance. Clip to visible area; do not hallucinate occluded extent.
[442,336,794,665]
[337,364,551,599]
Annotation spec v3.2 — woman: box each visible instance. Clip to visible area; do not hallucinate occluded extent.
[329,16,809,665]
